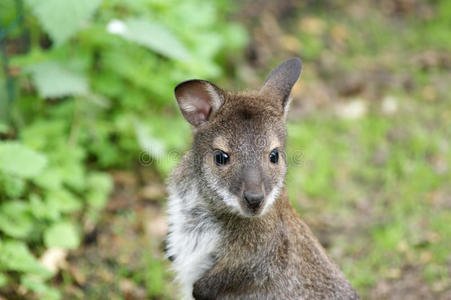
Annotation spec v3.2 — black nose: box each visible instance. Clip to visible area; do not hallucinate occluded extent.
[243,192,264,210]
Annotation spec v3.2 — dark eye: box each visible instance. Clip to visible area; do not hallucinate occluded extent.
[213,150,229,166]
[269,149,279,164]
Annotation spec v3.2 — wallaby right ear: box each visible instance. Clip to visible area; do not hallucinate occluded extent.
[174,80,225,127]
[260,58,302,109]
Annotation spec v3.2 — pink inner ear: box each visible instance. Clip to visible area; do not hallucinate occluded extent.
[191,93,212,121]
[175,79,223,127]
[192,101,211,124]
[182,85,213,126]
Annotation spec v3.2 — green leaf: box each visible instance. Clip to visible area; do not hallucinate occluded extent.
[45,189,82,214]
[110,18,190,60]
[29,194,59,221]
[135,117,189,176]
[86,172,113,209]
[0,122,8,134]
[0,142,47,178]
[27,62,89,98]
[20,119,67,151]
[135,121,166,159]
[88,172,113,194]
[25,0,102,45]
[58,157,86,192]
[0,240,50,276]
[0,272,8,287]
[34,168,63,191]
[0,172,26,198]
[21,275,61,300]
[0,201,33,238]
[44,222,80,250]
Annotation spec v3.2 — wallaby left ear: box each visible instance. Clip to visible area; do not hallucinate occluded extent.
[174,80,225,127]
[260,58,302,109]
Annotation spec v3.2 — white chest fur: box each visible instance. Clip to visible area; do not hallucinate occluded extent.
[166,184,220,299]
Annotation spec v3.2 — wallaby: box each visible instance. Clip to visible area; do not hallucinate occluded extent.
[166,58,359,300]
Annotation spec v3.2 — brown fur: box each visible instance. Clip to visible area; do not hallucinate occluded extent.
[192,190,359,299]
[168,58,359,299]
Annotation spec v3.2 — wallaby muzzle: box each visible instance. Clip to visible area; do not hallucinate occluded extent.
[243,191,264,211]
[242,167,265,213]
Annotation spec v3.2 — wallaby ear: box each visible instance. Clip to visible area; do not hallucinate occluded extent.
[174,80,225,127]
[260,58,302,109]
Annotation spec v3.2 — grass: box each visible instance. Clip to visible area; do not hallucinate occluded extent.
[286,101,450,296]
[283,4,451,295]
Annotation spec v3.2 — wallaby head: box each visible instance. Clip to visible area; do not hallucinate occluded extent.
[174,58,302,217]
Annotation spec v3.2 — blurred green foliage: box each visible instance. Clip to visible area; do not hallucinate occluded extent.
[0,0,246,298]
